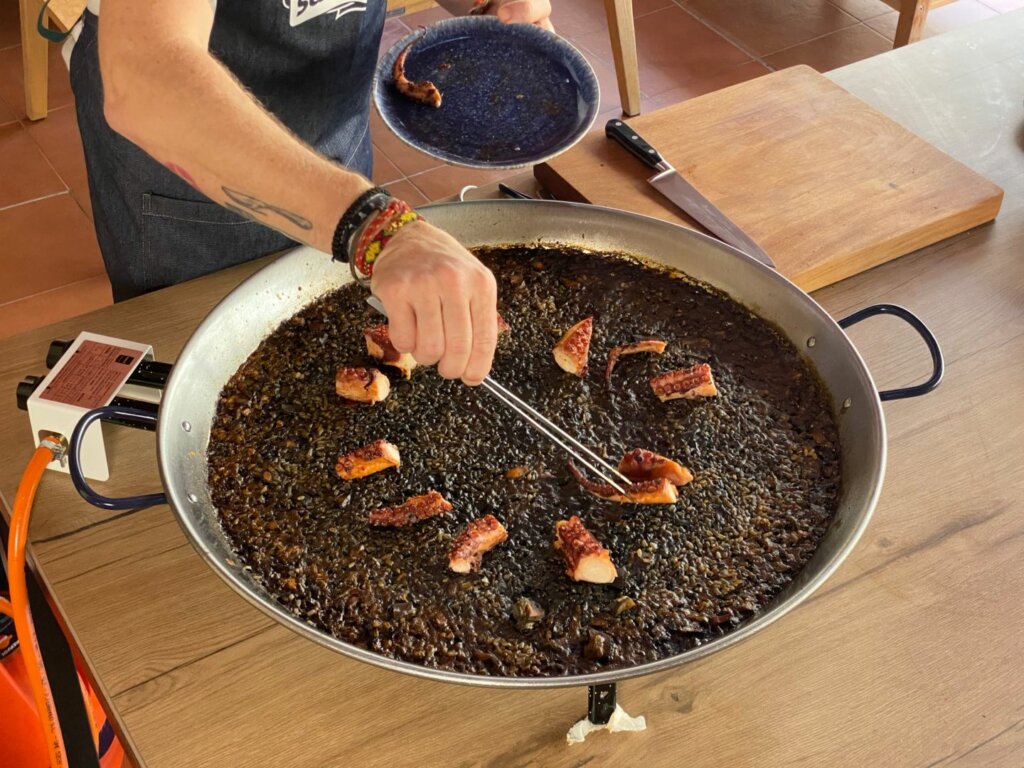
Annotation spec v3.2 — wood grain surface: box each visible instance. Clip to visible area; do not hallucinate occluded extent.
[1,14,1022,767]
[535,65,1005,293]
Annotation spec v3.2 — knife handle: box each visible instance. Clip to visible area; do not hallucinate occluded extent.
[605,119,667,171]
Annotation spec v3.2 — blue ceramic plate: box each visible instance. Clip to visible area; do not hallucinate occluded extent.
[374,17,600,170]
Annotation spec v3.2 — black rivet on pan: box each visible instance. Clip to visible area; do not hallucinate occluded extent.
[588,683,617,725]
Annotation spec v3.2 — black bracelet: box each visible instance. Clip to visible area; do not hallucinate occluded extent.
[331,186,392,262]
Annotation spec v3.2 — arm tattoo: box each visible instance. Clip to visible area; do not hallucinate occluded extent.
[222,186,313,231]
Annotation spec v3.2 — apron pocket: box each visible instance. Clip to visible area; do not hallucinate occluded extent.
[142,192,253,225]
[141,193,293,291]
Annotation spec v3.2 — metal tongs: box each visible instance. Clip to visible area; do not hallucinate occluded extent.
[365,296,633,493]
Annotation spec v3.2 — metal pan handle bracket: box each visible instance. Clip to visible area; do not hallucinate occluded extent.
[69,405,168,510]
[588,683,617,725]
[838,304,944,401]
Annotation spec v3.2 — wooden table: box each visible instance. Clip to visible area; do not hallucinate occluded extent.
[2,13,1023,766]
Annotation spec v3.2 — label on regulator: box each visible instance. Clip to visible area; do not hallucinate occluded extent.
[38,340,144,409]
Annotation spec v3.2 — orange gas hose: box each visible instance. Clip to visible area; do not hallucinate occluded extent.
[0,596,13,615]
[8,443,69,768]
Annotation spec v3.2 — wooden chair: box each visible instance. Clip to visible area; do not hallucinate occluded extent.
[603,0,640,115]
[890,0,951,47]
[18,0,86,121]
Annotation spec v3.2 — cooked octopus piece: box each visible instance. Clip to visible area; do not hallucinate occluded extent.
[650,363,718,401]
[448,514,508,573]
[364,324,418,379]
[335,366,390,403]
[568,459,679,504]
[605,339,667,383]
[335,439,401,480]
[618,448,693,487]
[553,317,593,377]
[554,516,618,584]
[393,42,442,108]
[368,490,452,527]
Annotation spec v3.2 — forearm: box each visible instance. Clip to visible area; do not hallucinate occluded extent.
[100,32,370,252]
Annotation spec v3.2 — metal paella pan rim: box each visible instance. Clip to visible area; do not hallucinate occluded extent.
[373,17,601,171]
[158,200,886,689]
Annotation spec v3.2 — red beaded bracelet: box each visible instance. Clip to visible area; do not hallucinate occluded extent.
[351,199,423,281]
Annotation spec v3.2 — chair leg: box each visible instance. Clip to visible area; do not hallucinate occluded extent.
[19,0,49,120]
[894,0,929,48]
[603,0,642,117]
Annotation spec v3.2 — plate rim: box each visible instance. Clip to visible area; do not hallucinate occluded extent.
[372,16,601,171]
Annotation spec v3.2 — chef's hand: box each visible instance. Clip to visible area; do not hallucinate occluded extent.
[371,220,498,386]
[489,0,554,32]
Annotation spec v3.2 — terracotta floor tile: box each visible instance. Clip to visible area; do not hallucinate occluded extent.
[407,164,516,202]
[0,194,104,304]
[370,108,445,177]
[681,0,859,56]
[551,0,612,39]
[826,0,892,21]
[0,43,75,120]
[383,178,431,207]
[372,144,403,184]
[765,22,890,72]
[0,275,112,340]
[578,5,751,97]
[0,91,16,125]
[0,121,66,208]
[575,42,640,116]
[642,61,772,111]
[866,0,998,40]
[0,0,19,50]
[400,5,451,25]
[379,16,410,59]
[634,0,677,17]
[24,104,93,219]
[980,0,1024,11]
[861,12,897,39]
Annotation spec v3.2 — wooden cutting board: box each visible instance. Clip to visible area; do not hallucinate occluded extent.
[535,65,1003,291]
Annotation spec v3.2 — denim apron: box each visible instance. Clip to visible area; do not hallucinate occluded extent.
[70,1,385,301]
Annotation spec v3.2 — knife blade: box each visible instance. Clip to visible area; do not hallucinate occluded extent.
[605,119,775,269]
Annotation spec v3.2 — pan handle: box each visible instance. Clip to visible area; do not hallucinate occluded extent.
[837,304,944,401]
[69,406,167,510]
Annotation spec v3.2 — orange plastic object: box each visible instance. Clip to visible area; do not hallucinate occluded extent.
[0,650,50,767]
[0,652,125,768]
[2,441,126,768]
[9,445,68,767]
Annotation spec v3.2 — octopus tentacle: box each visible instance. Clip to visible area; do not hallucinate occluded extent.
[567,459,678,504]
[448,515,508,573]
[553,317,593,377]
[618,448,693,487]
[554,516,618,584]
[605,339,667,383]
[364,324,418,379]
[336,439,401,480]
[368,490,452,527]
[335,367,390,403]
[650,363,718,401]
[393,42,442,108]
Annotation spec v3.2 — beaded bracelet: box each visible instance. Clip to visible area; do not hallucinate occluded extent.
[350,200,423,282]
[331,186,392,263]
[353,199,408,272]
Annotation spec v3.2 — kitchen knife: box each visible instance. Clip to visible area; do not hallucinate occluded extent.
[605,119,775,269]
